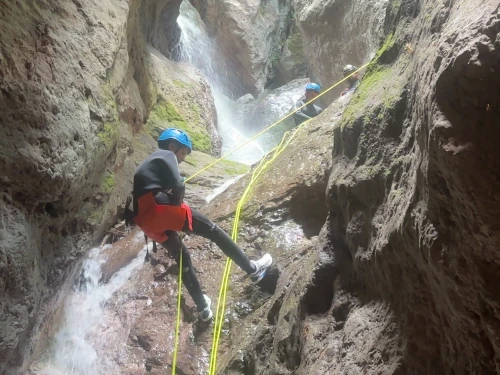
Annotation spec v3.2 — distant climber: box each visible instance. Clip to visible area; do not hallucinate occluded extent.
[341,64,360,96]
[293,83,323,126]
[130,128,273,322]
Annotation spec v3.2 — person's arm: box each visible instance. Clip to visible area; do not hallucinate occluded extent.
[164,153,185,206]
[294,110,311,121]
[294,100,311,121]
[170,184,185,206]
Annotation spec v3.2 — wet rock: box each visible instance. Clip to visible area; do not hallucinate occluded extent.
[154,264,168,281]
[238,78,309,130]
[0,0,222,371]
[99,229,144,282]
[274,28,308,87]
[191,0,295,96]
[295,0,388,103]
[236,78,310,152]
[318,0,500,373]
[180,150,250,208]
[146,46,221,156]
[66,94,347,374]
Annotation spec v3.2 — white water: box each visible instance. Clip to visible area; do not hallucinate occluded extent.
[205,175,245,203]
[41,236,148,375]
[34,5,295,373]
[176,1,266,165]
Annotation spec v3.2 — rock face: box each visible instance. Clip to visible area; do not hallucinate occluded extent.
[79,0,500,373]
[145,46,221,156]
[5,0,500,374]
[0,0,220,372]
[237,78,309,151]
[28,95,344,374]
[191,0,295,96]
[294,0,388,102]
[212,0,500,374]
[274,27,308,88]
[213,0,500,373]
[238,78,309,130]
[323,0,500,373]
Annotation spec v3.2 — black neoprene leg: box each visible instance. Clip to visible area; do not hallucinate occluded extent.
[161,232,206,311]
[183,208,256,275]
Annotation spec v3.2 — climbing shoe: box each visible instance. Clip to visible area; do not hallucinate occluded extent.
[199,294,213,322]
[249,253,273,284]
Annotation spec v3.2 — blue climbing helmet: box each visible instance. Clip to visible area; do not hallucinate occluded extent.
[158,128,193,154]
[305,83,321,93]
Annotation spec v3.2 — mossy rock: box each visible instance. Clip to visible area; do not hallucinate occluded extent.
[77,202,106,227]
[220,159,251,176]
[287,32,305,64]
[101,171,115,194]
[94,84,120,149]
[182,151,250,178]
[173,79,191,89]
[341,33,405,127]
[146,100,212,154]
[184,154,198,167]
[97,122,119,148]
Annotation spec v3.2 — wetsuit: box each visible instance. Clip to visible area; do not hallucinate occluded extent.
[133,150,255,310]
[293,98,323,126]
[341,79,360,96]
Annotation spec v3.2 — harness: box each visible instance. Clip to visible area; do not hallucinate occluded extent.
[124,192,193,260]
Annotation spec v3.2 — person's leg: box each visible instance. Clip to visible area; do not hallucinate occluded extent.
[183,208,257,274]
[161,231,206,311]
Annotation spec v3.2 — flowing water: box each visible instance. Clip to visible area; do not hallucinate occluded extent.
[205,175,244,203]
[36,237,149,374]
[32,4,305,373]
[176,1,266,165]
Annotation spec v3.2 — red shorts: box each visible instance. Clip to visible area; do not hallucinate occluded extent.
[133,192,193,243]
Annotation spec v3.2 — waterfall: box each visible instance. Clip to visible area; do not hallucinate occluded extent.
[176,1,266,165]
[37,239,148,374]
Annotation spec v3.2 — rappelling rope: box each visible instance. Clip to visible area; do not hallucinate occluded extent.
[183,63,369,184]
[208,117,313,375]
[171,64,368,375]
[171,242,183,375]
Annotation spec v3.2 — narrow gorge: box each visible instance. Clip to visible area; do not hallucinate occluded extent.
[1,0,499,374]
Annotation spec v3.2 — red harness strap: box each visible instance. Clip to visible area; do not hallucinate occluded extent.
[133,192,193,243]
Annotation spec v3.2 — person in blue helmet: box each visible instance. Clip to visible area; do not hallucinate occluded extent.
[293,82,323,126]
[131,128,273,322]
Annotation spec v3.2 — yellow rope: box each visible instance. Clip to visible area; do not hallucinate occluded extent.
[184,63,368,184]
[208,118,312,375]
[171,249,183,375]
[208,146,275,375]
[169,63,368,374]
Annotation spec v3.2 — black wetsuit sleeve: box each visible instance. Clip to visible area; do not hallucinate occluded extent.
[164,153,185,205]
[165,154,183,189]
[295,110,311,120]
[170,185,185,206]
[293,100,311,125]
